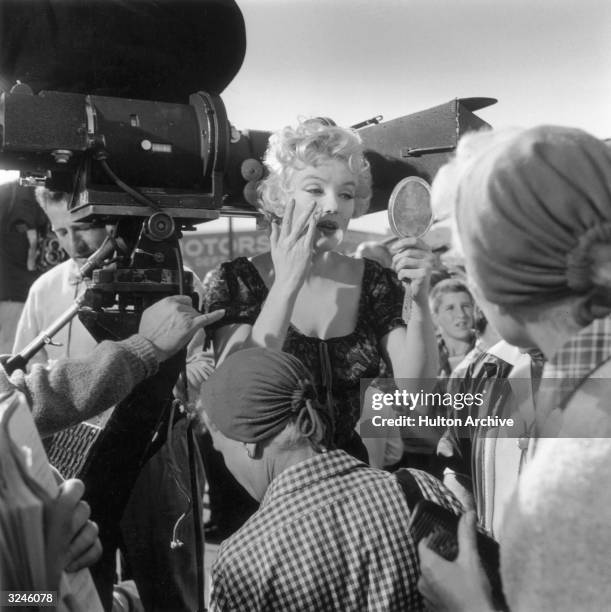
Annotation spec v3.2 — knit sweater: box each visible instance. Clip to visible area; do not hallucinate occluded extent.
[1,335,159,437]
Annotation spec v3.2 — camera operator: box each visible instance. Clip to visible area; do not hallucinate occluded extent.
[12,188,109,366]
[13,187,213,402]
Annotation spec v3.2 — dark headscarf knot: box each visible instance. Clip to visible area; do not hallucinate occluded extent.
[566,222,611,292]
[291,379,317,411]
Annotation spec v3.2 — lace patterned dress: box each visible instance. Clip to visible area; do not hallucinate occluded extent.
[203,257,406,456]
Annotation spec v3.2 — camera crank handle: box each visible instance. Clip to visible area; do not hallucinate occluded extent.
[78,236,118,279]
[4,295,86,374]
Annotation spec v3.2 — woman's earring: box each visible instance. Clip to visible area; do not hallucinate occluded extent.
[245,442,257,459]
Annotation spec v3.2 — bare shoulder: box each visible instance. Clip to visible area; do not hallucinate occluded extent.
[336,251,362,269]
[249,251,271,267]
[248,251,273,286]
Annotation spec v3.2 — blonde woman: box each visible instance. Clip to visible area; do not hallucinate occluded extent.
[204,118,438,461]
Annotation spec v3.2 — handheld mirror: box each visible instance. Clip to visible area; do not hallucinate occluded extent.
[388,176,433,238]
[387,176,434,322]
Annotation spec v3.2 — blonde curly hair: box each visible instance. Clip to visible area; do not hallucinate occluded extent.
[258,118,372,219]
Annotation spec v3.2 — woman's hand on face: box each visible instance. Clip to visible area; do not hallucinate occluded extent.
[417,511,495,612]
[389,237,434,301]
[269,199,318,289]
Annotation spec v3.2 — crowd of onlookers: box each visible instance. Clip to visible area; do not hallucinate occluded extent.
[2,119,611,611]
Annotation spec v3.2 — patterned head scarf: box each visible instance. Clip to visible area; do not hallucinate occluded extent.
[442,126,611,307]
[202,348,333,448]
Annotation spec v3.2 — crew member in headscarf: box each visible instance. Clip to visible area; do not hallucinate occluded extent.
[201,347,462,612]
[418,126,611,612]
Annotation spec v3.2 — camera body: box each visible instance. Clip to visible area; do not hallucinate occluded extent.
[0,88,258,225]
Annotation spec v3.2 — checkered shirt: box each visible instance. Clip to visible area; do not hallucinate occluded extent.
[210,450,462,612]
[536,315,611,434]
[544,316,611,380]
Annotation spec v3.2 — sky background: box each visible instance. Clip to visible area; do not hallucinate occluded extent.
[2,0,610,234]
[223,0,611,137]
[218,0,611,234]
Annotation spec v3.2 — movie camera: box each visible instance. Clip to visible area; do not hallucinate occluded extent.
[1,86,274,343]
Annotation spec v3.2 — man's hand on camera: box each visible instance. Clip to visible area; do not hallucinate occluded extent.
[138,296,225,363]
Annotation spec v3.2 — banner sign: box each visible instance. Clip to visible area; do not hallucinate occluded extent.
[181,231,270,281]
[180,229,388,282]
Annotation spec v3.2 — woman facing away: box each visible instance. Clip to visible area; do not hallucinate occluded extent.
[418,125,611,611]
[204,118,438,461]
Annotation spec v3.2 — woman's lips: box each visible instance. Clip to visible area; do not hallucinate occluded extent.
[316,220,339,234]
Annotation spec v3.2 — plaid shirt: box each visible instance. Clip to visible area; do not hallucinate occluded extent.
[536,315,611,436]
[210,450,461,612]
[543,315,611,380]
